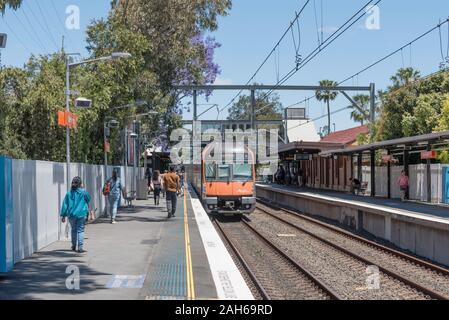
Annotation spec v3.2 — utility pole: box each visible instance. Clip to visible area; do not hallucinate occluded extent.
[65,56,71,189]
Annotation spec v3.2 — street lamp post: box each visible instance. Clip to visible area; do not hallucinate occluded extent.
[64,52,132,190]
[104,118,120,180]
[124,129,138,194]
[123,112,157,192]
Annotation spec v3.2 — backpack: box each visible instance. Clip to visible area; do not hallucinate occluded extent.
[102,181,111,196]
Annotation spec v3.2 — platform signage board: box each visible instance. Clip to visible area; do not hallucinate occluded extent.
[421,150,437,160]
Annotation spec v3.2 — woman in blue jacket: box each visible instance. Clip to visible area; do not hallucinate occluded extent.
[61,176,91,253]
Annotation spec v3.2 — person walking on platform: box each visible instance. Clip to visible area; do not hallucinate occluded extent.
[61,177,91,254]
[397,170,409,201]
[151,170,163,205]
[161,170,168,198]
[163,166,181,218]
[104,169,123,224]
[178,169,185,196]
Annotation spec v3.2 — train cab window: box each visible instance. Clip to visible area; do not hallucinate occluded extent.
[217,165,231,180]
[205,163,216,180]
[233,163,252,181]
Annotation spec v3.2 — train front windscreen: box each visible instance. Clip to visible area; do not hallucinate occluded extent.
[204,163,253,182]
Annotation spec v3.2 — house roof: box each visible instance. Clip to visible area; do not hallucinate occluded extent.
[320,130,449,157]
[278,141,344,154]
[320,125,369,145]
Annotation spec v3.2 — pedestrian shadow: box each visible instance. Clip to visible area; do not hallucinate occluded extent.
[0,249,111,300]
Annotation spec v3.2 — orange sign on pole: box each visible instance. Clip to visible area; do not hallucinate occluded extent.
[66,111,78,129]
[57,111,78,129]
[57,111,66,126]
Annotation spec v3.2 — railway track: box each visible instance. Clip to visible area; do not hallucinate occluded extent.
[214,218,341,300]
[254,200,449,300]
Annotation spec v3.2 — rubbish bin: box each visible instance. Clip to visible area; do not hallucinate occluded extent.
[136,179,148,200]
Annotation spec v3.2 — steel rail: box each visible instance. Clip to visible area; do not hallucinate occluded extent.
[239,218,343,300]
[214,219,271,300]
[255,204,448,300]
[257,199,449,277]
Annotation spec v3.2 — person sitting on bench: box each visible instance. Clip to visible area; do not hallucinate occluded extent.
[349,177,362,195]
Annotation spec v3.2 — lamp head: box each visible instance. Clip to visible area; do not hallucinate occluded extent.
[108,119,119,128]
[111,52,132,59]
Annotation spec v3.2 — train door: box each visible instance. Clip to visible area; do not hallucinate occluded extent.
[443,167,449,204]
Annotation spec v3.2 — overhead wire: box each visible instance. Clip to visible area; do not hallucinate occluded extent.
[288,17,449,109]
[3,18,34,53]
[252,0,380,117]
[313,0,321,46]
[12,10,48,53]
[24,1,59,51]
[50,0,72,49]
[35,1,60,51]
[217,0,311,115]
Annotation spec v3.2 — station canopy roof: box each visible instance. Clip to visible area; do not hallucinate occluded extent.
[319,130,449,157]
[279,141,344,155]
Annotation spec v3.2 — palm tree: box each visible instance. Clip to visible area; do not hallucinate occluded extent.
[315,80,338,135]
[350,94,370,125]
[389,67,421,89]
[0,0,22,14]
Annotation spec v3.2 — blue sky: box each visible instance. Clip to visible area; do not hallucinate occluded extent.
[2,0,449,132]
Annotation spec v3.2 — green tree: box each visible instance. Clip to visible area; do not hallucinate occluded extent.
[435,97,449,132]
[401,93,447,136]
[0,0,231,164]
[0,66,28,158]
[315,80,338,135]
[388,67,421,90]
[226,91,283,121]
[375,68,449,141]
[438,150,449,164]
[349,94,370,125]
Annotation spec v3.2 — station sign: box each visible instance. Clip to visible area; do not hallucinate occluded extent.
[295,154,312,161]
[421,150,437,160]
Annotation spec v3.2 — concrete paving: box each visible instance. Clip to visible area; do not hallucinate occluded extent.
[264,184,449,220]
[0,194,217,300]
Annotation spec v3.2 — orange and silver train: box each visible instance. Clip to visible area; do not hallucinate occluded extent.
[187,143,256,215]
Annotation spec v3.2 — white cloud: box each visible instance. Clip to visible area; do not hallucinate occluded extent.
[214,77,233,85]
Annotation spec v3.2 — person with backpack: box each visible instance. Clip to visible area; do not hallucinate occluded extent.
[151,170,163,205]
[61,176,91,253]
[397,170,409,201]
[163,166,180,218]
[103,169,123,224]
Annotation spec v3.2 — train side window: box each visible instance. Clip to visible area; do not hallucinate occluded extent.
[205,163,216,180]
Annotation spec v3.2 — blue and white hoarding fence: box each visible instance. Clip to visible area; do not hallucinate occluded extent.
[0,156,13,273]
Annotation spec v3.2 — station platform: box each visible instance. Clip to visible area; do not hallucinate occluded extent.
[0,189,253,300]
[256,183,449,267]
[260,184,449,220]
